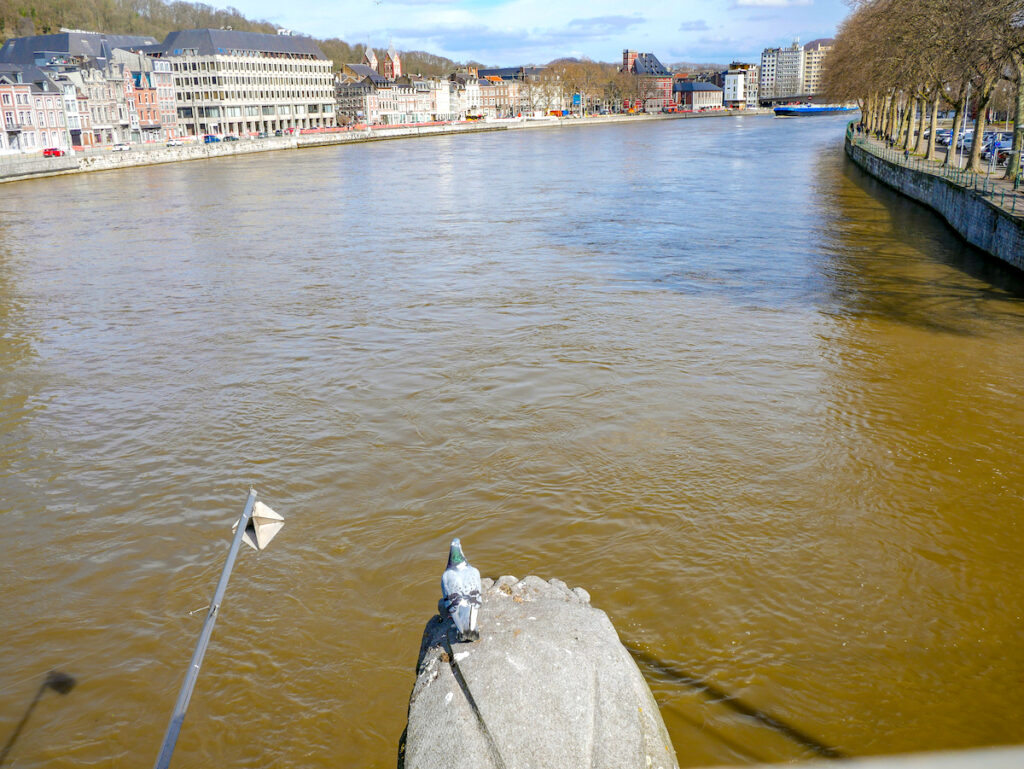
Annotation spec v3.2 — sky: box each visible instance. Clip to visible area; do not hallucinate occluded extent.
[222,0,851,67]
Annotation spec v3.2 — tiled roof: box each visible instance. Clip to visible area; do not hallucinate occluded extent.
[345,63,388,84]
[155,29,327,59]
[0,32,157,64]
[632,53,670,76]
[674,81,723,92]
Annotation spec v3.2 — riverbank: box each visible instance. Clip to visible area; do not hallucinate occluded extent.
[845,127,1024,271]
[0,108,766,184]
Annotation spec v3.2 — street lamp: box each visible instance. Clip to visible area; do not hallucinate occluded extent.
[153,489,284,769]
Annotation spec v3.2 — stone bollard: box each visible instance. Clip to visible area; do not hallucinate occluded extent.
[399,575,679,769]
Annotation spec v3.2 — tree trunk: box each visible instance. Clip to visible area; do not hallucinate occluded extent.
[903,95,917,151]
[896,94,911,146]
[915,96,931,155]
[1004,53,1023,180]
[925,95,937,160]
[945,93,966,168]
[885,92,898,141]
[967,87,993,174]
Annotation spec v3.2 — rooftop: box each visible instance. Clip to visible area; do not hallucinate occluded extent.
[152,29,327,59]
[0,31,157,65]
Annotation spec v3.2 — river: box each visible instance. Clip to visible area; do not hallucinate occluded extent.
[1,114,1023,768]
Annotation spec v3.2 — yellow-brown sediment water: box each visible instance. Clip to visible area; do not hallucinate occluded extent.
[1,115,1022,768]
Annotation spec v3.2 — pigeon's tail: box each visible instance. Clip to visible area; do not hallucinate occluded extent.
[449,592,482,642]
[457,627,480,643]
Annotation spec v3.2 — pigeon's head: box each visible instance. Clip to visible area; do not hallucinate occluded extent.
[448,538,466,567]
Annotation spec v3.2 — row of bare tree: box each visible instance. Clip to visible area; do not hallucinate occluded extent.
[823,0,1024,179]
[548,59,674,114]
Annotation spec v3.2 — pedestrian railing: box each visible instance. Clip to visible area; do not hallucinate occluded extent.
[847,123,1023,217]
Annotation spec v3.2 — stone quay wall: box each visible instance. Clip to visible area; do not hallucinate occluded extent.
[845,136,1024,272]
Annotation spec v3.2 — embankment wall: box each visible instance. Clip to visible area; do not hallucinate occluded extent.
[845,136,1024,271]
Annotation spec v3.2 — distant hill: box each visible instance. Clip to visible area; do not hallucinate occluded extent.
[0,0,460,73]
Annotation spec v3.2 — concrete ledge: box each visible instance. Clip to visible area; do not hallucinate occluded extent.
[0,154,78,182]
[845,136,1024,271]
[401,575,678,769]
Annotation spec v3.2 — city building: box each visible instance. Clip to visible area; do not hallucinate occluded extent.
[334,63,387,124]
[674,81,723,111]
[0,66,71,153]
[61,61,132,146]
[723,63,759,109]
[759,38,833,101]
[760,39,804,100]
[147,28,335,137]
[113,49,178,141]
[802,39,834,97]
[477,66,564,115]
[623,50,672,112]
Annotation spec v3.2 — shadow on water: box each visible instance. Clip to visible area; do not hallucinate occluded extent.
[812,152,1024,333]
[0,671,76,767]
[626,645,845,761]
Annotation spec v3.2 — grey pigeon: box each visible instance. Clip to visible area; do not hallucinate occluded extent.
[440,538,482,642]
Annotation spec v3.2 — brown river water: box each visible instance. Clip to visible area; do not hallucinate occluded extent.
[1,115,1023,768]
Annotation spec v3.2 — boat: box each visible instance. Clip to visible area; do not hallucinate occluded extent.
[774,104,858,117]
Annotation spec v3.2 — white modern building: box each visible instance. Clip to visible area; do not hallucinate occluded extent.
[723,64,759,109]
[148,28,335,136]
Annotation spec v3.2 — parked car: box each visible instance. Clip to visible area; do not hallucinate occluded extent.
[203,134,221,143]
[257,131,269,138]
[274,129,283,136]
[982,138,1013,160]
[42,147,66,157]
[111,143,131,151]
[223,135,239,142]
[997,148,1023,166]
[166,138,183,146]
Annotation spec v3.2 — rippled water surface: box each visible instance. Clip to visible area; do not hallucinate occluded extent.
[2,115,1023,768]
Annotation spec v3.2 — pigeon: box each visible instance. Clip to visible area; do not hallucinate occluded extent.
[440,538,482,642]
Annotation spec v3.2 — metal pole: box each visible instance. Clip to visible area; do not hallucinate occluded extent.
[958,82,971,170]
[153,489,258,769]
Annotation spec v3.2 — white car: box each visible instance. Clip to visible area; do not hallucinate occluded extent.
[166,138,183,147]
[111,143,131,152]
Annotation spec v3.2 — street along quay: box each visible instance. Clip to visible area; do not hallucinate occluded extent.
[845,124,1024,271]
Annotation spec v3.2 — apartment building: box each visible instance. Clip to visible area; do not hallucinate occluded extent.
[0,68,70,153]
[723,64,759,109]
[477,66,564,115]
[760,38,833,100]
[802,39,834,97]
[760,39,805,99]
[149,28,334,137]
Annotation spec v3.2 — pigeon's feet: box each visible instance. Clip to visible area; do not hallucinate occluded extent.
[457,629,480,643]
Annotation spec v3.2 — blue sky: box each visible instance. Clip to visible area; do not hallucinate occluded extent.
[226,0,850,66]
